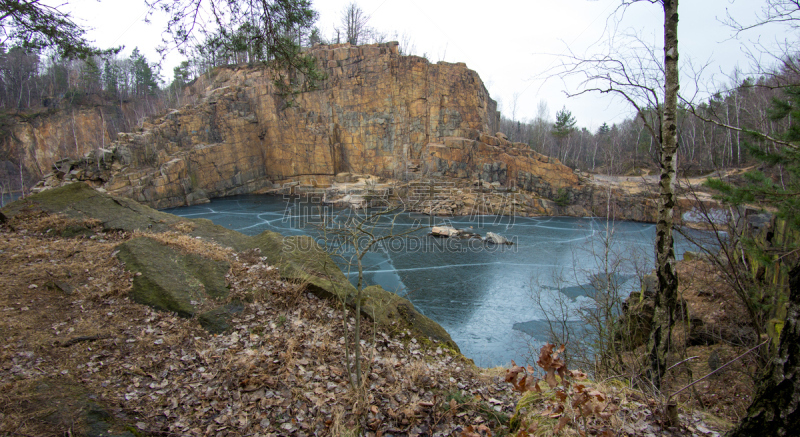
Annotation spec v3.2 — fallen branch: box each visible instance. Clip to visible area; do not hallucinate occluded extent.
[670,340,768,399]
[59,334,108,347]
[666,356,699,373]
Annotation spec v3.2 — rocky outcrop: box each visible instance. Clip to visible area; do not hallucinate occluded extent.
[485,232,512,245]
[30,42,587,212]
[430,226,462,238]
[1,183,458,349]
[0,100,158,181]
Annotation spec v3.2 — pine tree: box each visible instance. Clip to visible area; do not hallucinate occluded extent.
[553,106,577,138]
[710,83,800,437]
[130,48,158,97]
[102,60,119,99]
[81,57,102,94]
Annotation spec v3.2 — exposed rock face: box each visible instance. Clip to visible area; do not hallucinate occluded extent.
[1,102,147,180]
[31,42,584,211]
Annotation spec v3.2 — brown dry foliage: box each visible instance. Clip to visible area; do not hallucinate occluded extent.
[0,211,521,436]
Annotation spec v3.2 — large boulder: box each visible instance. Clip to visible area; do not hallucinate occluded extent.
[116,236,231,319]
[431,226,461,238]
[1,183,458,350]
[485,231,512,245]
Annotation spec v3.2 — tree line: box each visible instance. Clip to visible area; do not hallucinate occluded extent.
[0,46,164,111]
[498,65,798,177]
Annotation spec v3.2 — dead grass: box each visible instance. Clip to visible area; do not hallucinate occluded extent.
[0,211,518,436]
[170,220,197,234]
[134,229,234,262]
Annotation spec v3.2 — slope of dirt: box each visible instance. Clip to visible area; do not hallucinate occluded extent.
[665,259,764,422]
[0,211,517,436]
[0,210,740,436]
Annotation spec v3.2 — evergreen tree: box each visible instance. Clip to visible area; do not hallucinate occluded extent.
[80,57,102,94]
[551,106,577,164]
[130,48,158,97]
[171,61,191,89]
[102,60,119,98]
[553,106,577,138]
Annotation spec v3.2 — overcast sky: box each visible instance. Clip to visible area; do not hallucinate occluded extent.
[63,0,790,131]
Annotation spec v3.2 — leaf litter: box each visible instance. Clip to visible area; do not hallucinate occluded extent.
[0,211,730,436]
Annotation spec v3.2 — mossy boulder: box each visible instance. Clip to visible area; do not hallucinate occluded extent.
[1,183,459,350]
[116,237,230,317]
[245,232,354,299]
[361,285,456,348]
[15,377,136,437]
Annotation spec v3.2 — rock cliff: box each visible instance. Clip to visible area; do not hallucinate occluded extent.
[1,100,155,180]
[29,42,586,212]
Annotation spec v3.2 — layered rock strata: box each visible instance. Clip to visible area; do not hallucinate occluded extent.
[31,42,586,212]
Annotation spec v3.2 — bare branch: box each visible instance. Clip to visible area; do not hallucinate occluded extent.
[682,97,800,151]
[724,0,800,35]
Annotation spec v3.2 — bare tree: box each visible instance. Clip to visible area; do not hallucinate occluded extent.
[649,0,680,391]
[509,92,520,141]
[553,0,681,389]
[395,31,416,56]
[318,198,424,388]
[725,0,800,34]
[339,2,369,46]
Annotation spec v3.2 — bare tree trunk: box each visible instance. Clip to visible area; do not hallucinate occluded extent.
[18,157,24,199]
[646,0,680,390]
[728,265,800,437]
[72,110,79,156]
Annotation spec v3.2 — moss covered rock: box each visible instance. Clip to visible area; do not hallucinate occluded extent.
[116,237,230,317]
[1,183,459,350]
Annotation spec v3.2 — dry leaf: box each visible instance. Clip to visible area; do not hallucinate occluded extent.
[554,414,570,433]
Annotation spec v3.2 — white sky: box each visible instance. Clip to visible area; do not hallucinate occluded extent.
[61,0,791,131]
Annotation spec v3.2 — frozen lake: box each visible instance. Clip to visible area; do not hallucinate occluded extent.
[164,194,710,367]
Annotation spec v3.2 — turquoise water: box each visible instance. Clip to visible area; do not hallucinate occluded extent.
[164,194,711,367]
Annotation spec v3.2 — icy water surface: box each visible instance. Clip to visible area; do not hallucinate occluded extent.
[164,195,710,367]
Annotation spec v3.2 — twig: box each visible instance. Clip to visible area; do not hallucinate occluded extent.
[670,340,768,399]
[59,334,108,347]
[599,374,630,384]
[666,356,698,373]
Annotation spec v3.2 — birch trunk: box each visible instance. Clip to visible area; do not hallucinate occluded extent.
[646,0,680,390]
